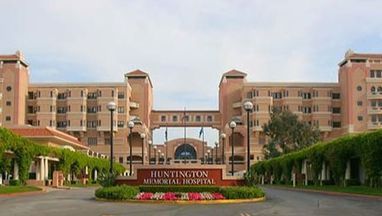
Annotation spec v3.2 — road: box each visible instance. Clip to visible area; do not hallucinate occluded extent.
[0,187,381,216]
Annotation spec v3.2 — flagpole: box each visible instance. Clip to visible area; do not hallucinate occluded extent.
[165,126,168,164]
[202,127,205,164]
[183,107,187,164]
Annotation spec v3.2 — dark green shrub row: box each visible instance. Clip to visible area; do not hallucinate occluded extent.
[139,185,221,193]
[0,128,125,183]
[247,130,382,187]
[95,185,139,200]
[219,186,265,199]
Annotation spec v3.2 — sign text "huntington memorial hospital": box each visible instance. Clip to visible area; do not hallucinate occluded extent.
[143,170,216,185]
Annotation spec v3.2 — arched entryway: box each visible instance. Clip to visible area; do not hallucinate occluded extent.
[174,144,197,160]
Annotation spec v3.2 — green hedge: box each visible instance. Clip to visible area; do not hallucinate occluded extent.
[0,128,125,183]
[248,129,382,187]
[219,186,265,199]
[139,185,220,193]
[95,185,139,200]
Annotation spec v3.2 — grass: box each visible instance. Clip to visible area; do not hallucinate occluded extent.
[268,184,382,196]
[0,186,42,194]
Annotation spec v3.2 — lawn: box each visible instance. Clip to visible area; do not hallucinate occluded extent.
[0,186,42,194]
[269,184,382,196]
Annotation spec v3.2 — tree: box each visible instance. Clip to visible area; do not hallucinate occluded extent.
[263,107,321,159]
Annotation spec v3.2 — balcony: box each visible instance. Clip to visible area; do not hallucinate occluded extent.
[66,126,86,131]
[232,101,242,109]
[368,107,382,114]
[130,101,139,109]
[366,77,382,83]
[368,122,382,130]
[367,92,382,99]
[252,126,263,132]
[319,126,332,132]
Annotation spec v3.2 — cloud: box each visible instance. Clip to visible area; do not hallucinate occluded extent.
[1,0,382,144]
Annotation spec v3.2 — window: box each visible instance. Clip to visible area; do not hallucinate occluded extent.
[207,116,213,122]
[303,107,312,113]
[6,86,11,92]
[371,115,377,122]
[371,86,376,93]
[118,121,124,128]
[6,101,11,106]
[111,90,114,97]
[172,116,178,122]
[357,101,363,106]
[5,116,11,121]
[118,92,124,99]
[161,116,166,122]
[247,91,253,99]
[371,70,375,78]
[332,93,340,99]
[303,92,311,99]
[332,107,341,114]
[357,86,362,91]
[119,157,123,164]
[358,116,363,121]
[332,121,341,128]
[88,137,97,145]
[118,106,124,113]
[195,115,201,122]
[378,87,382,92]
[105,138,111,145]
[184,115,190,122]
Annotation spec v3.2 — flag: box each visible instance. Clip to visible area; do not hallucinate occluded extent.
[199,127,204,138]
[165,127,168,141]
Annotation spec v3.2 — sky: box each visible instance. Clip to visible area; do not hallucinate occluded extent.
[1,0,382,146]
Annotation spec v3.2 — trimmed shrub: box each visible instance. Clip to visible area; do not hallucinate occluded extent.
[219,186,264,199]
[139,185,220,193]
[9,180,22,186]
[95,185,139,200]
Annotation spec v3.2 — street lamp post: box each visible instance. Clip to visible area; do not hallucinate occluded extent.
[153,145,157,164]
[229,121,237,176]
[243,101,254,173]
[148,140,152,164]
[158,150,161,164]
[207,150,211,164]
[128,121,135,176]
[140,133,145,165]
[215,141,218,164]
[107,101,116,174]
[220,133,226,164]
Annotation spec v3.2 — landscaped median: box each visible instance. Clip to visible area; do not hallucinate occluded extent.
[95,185,265,204]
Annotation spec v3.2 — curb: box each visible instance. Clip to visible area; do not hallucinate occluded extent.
[95,196,266,205]
[264,185,382,200]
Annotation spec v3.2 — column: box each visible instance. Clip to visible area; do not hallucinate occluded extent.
[36,160,41,180]
[40,157,45,181]
[345,160,351,180]
[0,173,2,185]
[94,169,98,181]
[321,162,326,181]
[44,158,49,179]
[13,162,19,180]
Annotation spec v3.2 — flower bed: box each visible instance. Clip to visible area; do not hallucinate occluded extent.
[135,192,225,201]
[95,185,265,203]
